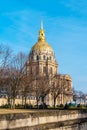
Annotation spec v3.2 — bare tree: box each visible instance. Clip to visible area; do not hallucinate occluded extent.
[51,75,60,108]
[20,74,33,108]
[0,44,12,79]
[73,88,87,105]
[32,78,40,108]
[34,76,51,108]
[73,87,78,103]
[81,93,86,105]
[51,75,68,108]
[77,91,87,105]
[0,44,12,104]
[0,44,12,69]
[5,52,28,109]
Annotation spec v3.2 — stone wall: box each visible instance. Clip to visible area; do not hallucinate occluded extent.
[0,110,87,130]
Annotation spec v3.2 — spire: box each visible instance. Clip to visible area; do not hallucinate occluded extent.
[38,20,46,41]
[40,20,43,29]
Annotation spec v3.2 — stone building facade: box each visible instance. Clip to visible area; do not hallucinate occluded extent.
[26,23,58,77]
[26,21,72,106]
[0,22,72,106]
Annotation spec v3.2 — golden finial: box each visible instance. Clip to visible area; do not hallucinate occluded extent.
[38,20,46,41]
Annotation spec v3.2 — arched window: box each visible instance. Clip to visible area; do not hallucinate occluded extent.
[37,55,39,60]
[43,55,46,60]
[43,67,46,74]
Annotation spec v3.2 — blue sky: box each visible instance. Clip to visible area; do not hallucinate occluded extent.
[0,0,87,92]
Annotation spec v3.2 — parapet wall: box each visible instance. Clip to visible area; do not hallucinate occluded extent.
[0,110,87,130]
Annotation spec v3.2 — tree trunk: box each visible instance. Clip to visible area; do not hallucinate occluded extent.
[36,98,39,109]
[24,96,27,109]
[7,96,11,108]
[22,95,24,106]
[10,98,13,109]
[13,98,15,109]
[41,96,45,109]
[53,97,56,108]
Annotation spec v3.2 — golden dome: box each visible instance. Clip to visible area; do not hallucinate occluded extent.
[31,41,53,52]
[31,21,53,53]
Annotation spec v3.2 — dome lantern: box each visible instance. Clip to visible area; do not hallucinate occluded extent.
[38,20,46,42]
[30,21,55,55]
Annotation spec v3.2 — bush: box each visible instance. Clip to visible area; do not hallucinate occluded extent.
[15,104,33,109]
[26,104,33,109]
[33,105,38,109]
[15,104,24,109]
[0,104,9,108]
[64,103,69,109]
[64,102,77,109]
[59,104,64,108]
[39,103,48,109]
[77,104,81,108]
[77,104,85,109]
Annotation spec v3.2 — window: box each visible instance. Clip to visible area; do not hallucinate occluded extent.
[43,67,46,74]
[39,56,41,60]
[37,55,39,60]
[43,55,46,60]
